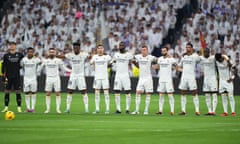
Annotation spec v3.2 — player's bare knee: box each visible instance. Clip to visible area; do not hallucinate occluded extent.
[25,92,30,95]
[55,92,60,96]
[80,90,87,95]
[46,91,51,96]
[95,89,100,95]
[136,90,142,95]
[103,89,109,95]
[68,90,73,94]
[181,90,187,95]
[146,93,151,97]
[191,90,197,96]
[114,90,121,94]
[124,90,131,94]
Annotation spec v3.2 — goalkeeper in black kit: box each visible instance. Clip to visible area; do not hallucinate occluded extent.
[1,41,24,113]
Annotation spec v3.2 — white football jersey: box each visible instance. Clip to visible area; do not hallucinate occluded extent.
[90,54,111,80]
[40,58,65,77]
[200,55,217,79]
[216,59,232,81]
[113,52,133,77]
[180,53,200,79]
[135,54,155,78]
[21,57,41,79]
[65,52,88,77]
[158,56,176,82]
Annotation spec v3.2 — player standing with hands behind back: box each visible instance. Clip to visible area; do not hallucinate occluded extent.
[1,41,24,113]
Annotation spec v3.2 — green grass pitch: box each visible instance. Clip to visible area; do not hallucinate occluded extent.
[0,92,239,144]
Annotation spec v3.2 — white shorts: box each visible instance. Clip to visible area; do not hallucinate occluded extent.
[136,77,153,93]
[23,78,37,92]
[179,78,197,90]
[114,76,131,91]
[157,81,174,93]
[67,76,86,90]
[203,77,218,92]
[219,80,233,94]
[45,76,61,92]
[93,79,109,89]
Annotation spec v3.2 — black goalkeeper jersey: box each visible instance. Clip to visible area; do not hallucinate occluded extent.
[2,52,24,78]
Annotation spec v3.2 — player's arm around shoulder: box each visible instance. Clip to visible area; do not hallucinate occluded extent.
[58,58,71,73]
[89,54,96,65]
[152,57,159,70]
[131,55,139,68]
[37,58,46,75]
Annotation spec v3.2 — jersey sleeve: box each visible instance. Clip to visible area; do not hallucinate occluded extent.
[2,54,7,74]
[128,53,134,60]
[83,52,88,60]
[20,58,25,67]
[37,57,41,64]
[134,55,140,62]
[194,53,201,62]
[107,55,112,62]
[65,53,72,60]
[90,55,95,64]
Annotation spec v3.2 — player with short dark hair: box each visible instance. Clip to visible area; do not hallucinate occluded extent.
[155,46,177,115]
[177,42,201,116]
[38,48,71,114]
[200,48,218,115]
[90,45,112,114]
[215,53,236,117]
[1,41,24,112]
[58,42,89,113]
[21,47,41,112]
[112,42,133,114]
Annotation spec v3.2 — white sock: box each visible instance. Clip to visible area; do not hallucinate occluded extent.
[25,94,30,110]
[205,93,212,113]
[229,94,235,113]
[46,96,51,111]
[181,95,186,112]
[104,91,110,112]
[66,94,72,110]
[193,95,199,112]
[126,94,131,111]
[56,96,61,111]
[83,94,89,112]
[222,94,228,113]
[159,95,164,112]
[144,95,151,112]
[95,91,100,111]
[212,93,218,113]
[168,94,174,113]
[115,94,121,111]
[136,94,141,112]
[31,94,36,110]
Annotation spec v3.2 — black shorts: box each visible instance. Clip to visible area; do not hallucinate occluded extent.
[5,77,21,90]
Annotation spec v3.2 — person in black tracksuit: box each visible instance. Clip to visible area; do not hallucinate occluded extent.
[1,41,24,112]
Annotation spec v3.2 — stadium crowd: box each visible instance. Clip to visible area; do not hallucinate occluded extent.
[0,0,239,77]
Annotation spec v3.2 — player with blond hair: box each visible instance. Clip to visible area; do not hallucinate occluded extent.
[131,45,156,115]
